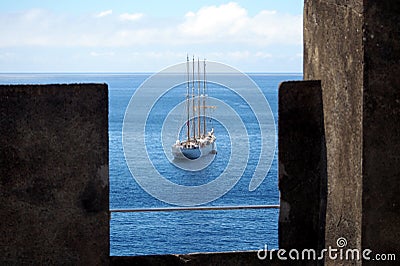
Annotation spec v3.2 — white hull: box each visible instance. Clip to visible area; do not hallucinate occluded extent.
[172,139,216,160]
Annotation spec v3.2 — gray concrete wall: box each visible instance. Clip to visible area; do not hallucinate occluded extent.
[278,80,327,256]
[304,0,364,260]
[111,251,281,266]
[304,0,400,264]
[362,1,400,261]
[0,84,109,264]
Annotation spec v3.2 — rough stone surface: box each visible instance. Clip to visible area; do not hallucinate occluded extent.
[278,81,327,258]
[362,1,400,262]
[0,84,109,264]
[111,251,280,266]
[304,0,364,261]
[304,0,400,265]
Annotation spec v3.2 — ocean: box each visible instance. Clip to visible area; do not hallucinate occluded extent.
[0,72,302,256]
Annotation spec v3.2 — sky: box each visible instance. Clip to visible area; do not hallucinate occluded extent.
[0,1,303,73]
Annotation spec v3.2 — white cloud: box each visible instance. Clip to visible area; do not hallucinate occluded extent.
[180,2,247,36]
[178,2,302,45]
[119,13,143,21]
[255,52,273,58]
[0,3,303,71]
[0,4,301,48]
[227,50,251,60]
[95,9,112,18]
[90,51,115,57]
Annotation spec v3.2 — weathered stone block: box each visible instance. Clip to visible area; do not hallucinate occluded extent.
[304,1,364,258]
[111,251,281,266]
[304,0,400,264]
[278,80,327,256]
[363,1,400,261]
[0,84,109,264]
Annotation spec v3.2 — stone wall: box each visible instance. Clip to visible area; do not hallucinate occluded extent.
[304,0,400,264]
[362,1,400,261]
[304,0,364,258]
[111,252,280,266]
[278,80,327,255]
[0,84,109,264]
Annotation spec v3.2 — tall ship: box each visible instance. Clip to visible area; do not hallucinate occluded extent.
[171,56,217,160]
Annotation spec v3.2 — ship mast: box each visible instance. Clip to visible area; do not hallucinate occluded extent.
[186,55,190,145]
[203,59,207,137]
[197,58,201,138]
[192,56,196,140]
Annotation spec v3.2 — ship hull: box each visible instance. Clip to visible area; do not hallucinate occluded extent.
[172,141,216,160]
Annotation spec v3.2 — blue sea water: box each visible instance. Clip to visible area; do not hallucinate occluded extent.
[0,72,302,256]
